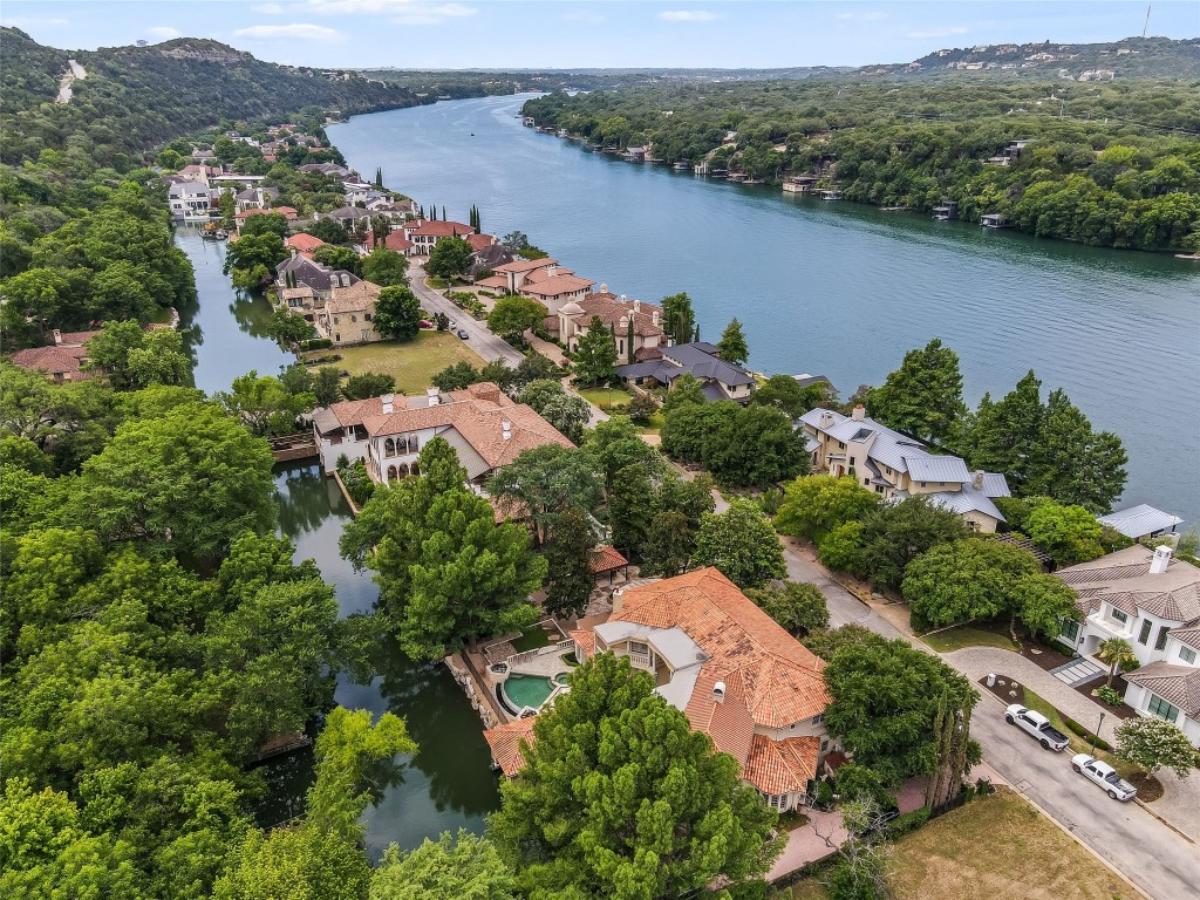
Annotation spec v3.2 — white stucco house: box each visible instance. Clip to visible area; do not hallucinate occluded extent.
[1055,544,1200,746]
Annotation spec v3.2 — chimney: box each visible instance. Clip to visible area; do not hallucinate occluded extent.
[618,315,628,330]
[819,410,834,428]
[599,283,608,294]
[713,681,726,704]
[1149,544,1173,575]
[52,328,63,346]
[632,299,641,313]
[651,310,660,326]
[501,419,512,441]
[381,393,395,415]
[972,470,984,491]
[851,404,866,421]
[426,387,440,407]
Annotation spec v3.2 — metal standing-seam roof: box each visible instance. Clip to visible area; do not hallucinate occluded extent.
[1098,504,1184,540]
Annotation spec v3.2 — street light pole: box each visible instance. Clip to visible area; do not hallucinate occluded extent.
[1090,711,1106,754]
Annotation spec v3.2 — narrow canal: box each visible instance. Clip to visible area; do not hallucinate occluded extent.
[176,225,499,857]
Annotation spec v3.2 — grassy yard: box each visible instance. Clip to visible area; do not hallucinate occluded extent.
[777,789,1132,900]
[307,331,483,396]
[921,625,1020,653]
[1019,685,1139,779]
[577,386,632,410]
[511,625,553,653]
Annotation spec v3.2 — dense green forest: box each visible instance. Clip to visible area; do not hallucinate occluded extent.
[524,76,1200,251]
[0,29,490,167]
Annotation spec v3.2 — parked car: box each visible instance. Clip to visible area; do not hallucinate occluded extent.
[1071,754,1137,801]
[456,329,469,339]
[1004,704,1070,751]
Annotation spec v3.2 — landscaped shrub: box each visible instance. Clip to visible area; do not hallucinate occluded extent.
[299,337,333,350]
[338,458,375,507]
[1063,717,1112,752]
[1092,685,1124,707]
[885,806,930,838]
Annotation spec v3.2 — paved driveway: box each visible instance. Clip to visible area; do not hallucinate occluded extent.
[409,264,524,367]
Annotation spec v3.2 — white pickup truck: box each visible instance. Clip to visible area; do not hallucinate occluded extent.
[1072,754,1137,801]
[1004,704,1070,751]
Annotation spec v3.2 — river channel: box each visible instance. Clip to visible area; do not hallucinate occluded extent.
[176,227,499,857]
[328,93,1200,527]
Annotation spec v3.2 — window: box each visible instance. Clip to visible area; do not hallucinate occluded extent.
[820,738,829,752]
[384,437,396,457]
[1138,620,1152,644]
[838,441,845,449]
[863,477,870,486]
[1155,626,1169,651]
[1110,608,1128,625]
[1060,619,1080,641]
[920,481,927,488]
[1147,695,1179,723]
[1179,646,1197,665]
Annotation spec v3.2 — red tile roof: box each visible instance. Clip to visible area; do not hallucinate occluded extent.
[286,233,326,253]
[10,345,90,378]
[407,220,474,238]
[493,257,557,274]
[366,231,412,253]
[589,545,628,574]
[744,735,820,795]
[523,274,594,298]
[467,233,496,252]
[482,717,537,777]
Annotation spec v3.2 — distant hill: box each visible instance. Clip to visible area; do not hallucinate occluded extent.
[0,28,443,165]
[857,37,1200,81]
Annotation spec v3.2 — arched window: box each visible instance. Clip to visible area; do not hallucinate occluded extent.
[384,437,396,457]
[409,461,419,477]
[386,465,398,481]
[396,463,410,478]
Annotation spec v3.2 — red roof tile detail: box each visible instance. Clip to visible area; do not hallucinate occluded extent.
[482,717,537,777]
[744,735,820,795]
[589,545,628,574]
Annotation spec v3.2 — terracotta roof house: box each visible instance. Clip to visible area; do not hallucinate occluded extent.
[797,406,1011,533]
[483,568,835,811]
[558,289,669,363]
[285,233,327,259]
[363,230,413,255]
[521,272,595,312]
[9,345,92,382]
[482,717,537,778]
[589,545,630,584]
[311,382,574,486]
[1054,544,1200,747]
[316,281,383,346]
[466,233,497,252]
[402,219,475,254]
[492,257,558,294]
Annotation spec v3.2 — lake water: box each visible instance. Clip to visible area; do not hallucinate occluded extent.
[329,94,1200,527]
[175,230,500,855]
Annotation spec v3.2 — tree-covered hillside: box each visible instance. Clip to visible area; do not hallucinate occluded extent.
[524,76,1200,252]
[0,29,439,166]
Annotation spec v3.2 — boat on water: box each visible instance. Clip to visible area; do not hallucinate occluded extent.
[201,224,228,240]
[818,189,843,200]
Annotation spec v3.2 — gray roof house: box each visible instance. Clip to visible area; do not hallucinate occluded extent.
[1098,504,1184,541]
[797,406,1011,532]
[275,255,359,299]
[615,342,756,403]
[320,206,374,225]
[1055,544,1200,748]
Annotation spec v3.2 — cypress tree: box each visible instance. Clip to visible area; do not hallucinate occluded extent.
[626,316,635,364]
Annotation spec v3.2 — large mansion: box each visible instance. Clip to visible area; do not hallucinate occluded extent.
[485,567,835,813]
[311,382,574,487]
[798,406,1011,533]
[1055,544,1200,746]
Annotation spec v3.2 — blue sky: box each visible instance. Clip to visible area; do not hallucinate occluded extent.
[4,1,1197,69]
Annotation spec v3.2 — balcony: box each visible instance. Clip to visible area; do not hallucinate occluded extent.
[1086,611,1135,641]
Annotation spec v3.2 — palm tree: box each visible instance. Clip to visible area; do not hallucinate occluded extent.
[1097,637,1137,687]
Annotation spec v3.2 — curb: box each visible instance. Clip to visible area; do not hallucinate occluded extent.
[1134,798,1196,844]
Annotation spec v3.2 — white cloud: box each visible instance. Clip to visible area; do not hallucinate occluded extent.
[658,10,718,23]
[146,26,182,40]
[906,25,969,39]
[252,2,285,13]
[836,11,886,22]
[234,23,345,41]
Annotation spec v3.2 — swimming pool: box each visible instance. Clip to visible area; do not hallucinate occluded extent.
[502,675,555,711]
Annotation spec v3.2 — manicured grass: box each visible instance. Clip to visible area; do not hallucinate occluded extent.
[307,331,483,396]
[922,625,1020,653]
[1018,685,1140,779]
[636,411,666,434]
[511,625,552,653]
[777,789,1132,900]
[577,386,632,410]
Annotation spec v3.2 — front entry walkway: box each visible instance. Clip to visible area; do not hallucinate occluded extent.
[1049,656,1105,687]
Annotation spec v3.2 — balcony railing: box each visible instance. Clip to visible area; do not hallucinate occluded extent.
[1087,611,1134,640]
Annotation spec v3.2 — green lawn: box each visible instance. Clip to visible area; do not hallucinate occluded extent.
[511,625,552,653]
[1018,685,1139,778]
[921,625,1019,653]
[776,789,1132,900]
[577,386,632,410]
[306,331,483,396]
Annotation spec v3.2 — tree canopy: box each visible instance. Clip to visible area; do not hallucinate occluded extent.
[867,338,966,445]
[693,498,787,588]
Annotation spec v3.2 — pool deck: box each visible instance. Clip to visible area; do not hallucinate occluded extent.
[509,648,573,678]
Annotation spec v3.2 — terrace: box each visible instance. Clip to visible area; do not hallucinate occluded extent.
[484,620,577,718]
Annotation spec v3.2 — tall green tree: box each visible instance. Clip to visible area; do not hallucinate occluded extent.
[542,505,596,619]
[426,236,472,280]
[488,653,781,898]
[488,295,547,345]
[716,317,749,366]
[608,462,655,557]
[775,474,881,542]
[218,370,314,436]
[1114,717,1196,780]
[693,498,786,588]
[867,338,966,444]
[853,496,969,590]
[487,445,603,546]
[1026,500,1105,565]
[517,379,590,444]
[361,247,409,287]
[313,244,362,276]
[343,439,546,659]
[370,831,516,900]
[85,320,191,390]
[571,316,619,386]
[660,292,697,346]
[746,581,830,636]
[1028,388,1127,513]
[373,285,422,341]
